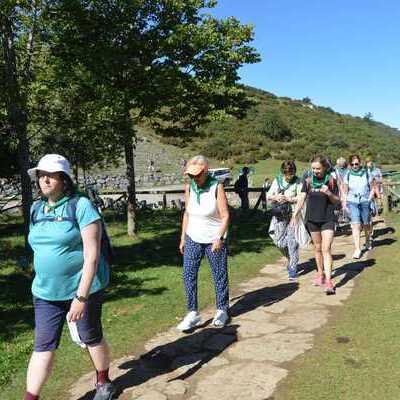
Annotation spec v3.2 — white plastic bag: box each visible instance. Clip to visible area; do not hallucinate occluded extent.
[294,216,311,248]
[66,316,87,348]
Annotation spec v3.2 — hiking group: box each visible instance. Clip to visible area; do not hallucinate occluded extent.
[22,152,382,400]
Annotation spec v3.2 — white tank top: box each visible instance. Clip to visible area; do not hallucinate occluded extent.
[186,183,223,244]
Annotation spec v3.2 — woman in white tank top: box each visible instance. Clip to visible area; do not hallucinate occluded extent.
[177,155,230,331]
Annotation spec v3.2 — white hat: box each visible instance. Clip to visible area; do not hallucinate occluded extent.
[28,154,71,181]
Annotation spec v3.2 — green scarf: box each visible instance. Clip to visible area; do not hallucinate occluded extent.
[277,174,297,191]
[43,196,70,212]
[311,173,330,189]
[190,175,218,204]
[350,168,366,177]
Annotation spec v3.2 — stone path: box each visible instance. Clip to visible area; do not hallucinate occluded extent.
[70,220,386,400]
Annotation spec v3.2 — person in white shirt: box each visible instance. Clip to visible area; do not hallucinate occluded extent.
[267,161,302,280]
[178,155,230,331]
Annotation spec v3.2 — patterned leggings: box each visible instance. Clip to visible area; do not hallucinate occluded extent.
[183,235,229,311]
[271,217,299,278]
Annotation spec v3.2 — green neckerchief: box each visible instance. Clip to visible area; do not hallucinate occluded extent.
[190,175,218,204]
[277,174,297,192]
[368,164,376,173]
[311,173,330,189]
[350,168,366,177]
[43,196,70,212]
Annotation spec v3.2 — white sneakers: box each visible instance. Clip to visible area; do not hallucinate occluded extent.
[177,309,229,331]
[353,249,362,259]
[212,309,229,327]
[176,311,202,331]
[364,239,373,251]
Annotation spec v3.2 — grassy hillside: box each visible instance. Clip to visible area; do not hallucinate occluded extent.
[160,86,400,165]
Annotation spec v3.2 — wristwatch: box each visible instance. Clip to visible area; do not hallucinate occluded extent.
[75,294,88,303]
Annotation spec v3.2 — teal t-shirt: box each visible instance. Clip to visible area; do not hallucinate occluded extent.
[28,196,110,301]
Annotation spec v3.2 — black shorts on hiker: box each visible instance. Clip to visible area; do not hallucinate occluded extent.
[33,290,104,352]
[306,220,335,232]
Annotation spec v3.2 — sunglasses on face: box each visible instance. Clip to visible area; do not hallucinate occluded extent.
[188,173,202,179]
[351,163,360,166]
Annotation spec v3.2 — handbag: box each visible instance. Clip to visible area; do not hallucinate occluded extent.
[271,202,292,219]
[270,178,292,220]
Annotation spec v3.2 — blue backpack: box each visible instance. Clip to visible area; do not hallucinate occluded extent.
[30,196,114,265]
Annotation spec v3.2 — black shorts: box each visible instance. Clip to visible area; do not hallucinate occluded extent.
[306,220,335,233]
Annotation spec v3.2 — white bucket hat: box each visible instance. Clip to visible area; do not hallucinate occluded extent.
[28,154,71,181]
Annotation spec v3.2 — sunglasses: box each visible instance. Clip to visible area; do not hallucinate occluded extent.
[351,163,360,166]
[188,173,202,179]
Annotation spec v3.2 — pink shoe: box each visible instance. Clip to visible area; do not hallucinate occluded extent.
[313,274,325,287]
[325,279,336,295]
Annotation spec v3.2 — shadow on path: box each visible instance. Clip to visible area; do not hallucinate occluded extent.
[76,281,298,400]
[76,325,240,400]
[297,253,346,277]
[333,259,376,288]
[230,282,298,318]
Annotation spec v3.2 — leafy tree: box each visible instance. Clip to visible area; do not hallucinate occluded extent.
[302,97,312,104]
[45,0,260,236]
[29,63,125,181]
[0,1,39,245]
[363,112,374,121]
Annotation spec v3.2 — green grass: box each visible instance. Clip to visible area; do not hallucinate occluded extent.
[0,208,279,399]
[274,213,400,400]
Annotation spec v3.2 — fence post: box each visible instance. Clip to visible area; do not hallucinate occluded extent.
[261,187,267,211]
[383,185,391,215]
[162,193,167,209]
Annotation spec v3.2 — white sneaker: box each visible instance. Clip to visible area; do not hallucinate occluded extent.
[212,309,229,327]
[353,249,362,259]
[176,311,201,331]
[363,240,373,251]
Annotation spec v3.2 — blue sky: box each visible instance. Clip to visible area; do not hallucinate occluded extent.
[211,0,400,128]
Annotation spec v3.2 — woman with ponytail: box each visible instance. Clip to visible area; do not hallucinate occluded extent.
[291,155,340,294]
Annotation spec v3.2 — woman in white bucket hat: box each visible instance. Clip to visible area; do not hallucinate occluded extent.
[24,154,115,400]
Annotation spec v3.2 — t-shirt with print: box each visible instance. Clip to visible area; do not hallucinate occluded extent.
[302,177,339,223]
[28,196,110,301]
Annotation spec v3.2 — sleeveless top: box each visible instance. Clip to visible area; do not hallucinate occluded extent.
[186,183,223,244]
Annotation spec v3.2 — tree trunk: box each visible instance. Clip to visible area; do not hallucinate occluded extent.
[73,164,79,185]
[124,130,137,237]
[1,15,33,251]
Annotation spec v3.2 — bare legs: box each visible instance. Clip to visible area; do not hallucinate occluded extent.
[26,351,55,396]
[87,339,110,372]
[351,223,372,255]
[310,229,334,280]
[25,339,110,397]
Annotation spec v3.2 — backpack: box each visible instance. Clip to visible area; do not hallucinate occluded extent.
[30,196,114,265]
[346,169,371,192]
